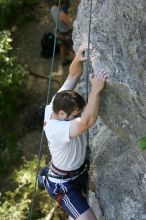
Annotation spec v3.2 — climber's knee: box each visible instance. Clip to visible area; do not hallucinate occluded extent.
[76,208,97,220]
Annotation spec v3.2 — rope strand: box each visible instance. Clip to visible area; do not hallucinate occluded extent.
[29,1,61,219]
[86,0,93,162]
[46,0,61,105]
[86,0,93,100]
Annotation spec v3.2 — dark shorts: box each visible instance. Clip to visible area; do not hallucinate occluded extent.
[44,171,90,219]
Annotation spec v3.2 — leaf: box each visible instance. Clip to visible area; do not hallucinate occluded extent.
[138,136,146,150]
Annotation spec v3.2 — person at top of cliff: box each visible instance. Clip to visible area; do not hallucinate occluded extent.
[50,0,74,66]
[40,44,107,220]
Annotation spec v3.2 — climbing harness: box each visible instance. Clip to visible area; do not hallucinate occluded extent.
[38,161,88,191]
[49,160,88,179]
[29,1,61,219]
[29,0,93,219]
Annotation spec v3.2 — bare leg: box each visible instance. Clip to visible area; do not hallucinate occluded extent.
[76,208,97,220]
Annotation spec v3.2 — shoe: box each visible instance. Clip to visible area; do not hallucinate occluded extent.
[62,59,72,66]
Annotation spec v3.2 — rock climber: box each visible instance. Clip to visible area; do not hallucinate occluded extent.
[41,44,107,220]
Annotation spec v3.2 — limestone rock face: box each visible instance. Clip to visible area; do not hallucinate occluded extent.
[73,0,146,219]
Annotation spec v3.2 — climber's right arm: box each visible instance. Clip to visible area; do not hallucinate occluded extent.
[69,71,107,138]
[60,44,87,90]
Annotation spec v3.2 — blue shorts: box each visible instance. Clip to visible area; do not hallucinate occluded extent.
[44,171,90,219]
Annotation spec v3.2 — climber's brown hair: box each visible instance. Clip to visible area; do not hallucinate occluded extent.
[53,90,85,116]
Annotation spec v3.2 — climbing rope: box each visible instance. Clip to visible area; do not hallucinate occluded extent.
[29,1,61,219]
[85,0,93,163]
[86,0,93,100]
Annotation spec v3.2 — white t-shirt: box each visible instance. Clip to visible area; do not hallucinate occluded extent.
[43,86,87,171]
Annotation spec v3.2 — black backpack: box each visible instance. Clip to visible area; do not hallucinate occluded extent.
[40,32,60,59]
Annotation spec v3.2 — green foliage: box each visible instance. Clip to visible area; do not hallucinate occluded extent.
[0,156,42,220]
[0,127,22,175]
[138,135,146,151]
[0,0,40,29]
[0,30,27,175]
[22,0,39,8]
[0,156,67,220]
[0,30,27,121]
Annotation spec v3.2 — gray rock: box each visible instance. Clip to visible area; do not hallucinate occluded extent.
[73,0,146,219]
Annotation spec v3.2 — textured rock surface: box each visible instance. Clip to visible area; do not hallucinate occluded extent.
[73,0,146,219]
